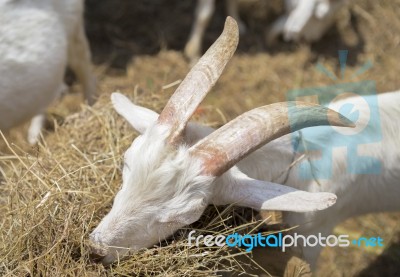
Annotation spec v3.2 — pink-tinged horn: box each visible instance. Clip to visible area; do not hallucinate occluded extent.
[157,17,239,144]
[190,102,355,176]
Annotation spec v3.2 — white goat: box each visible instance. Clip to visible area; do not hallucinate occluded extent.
[89,17,355,265]
[185,0,348,63]
[0,0,95,144]
[241,89,400,268]
[268,0,348,43]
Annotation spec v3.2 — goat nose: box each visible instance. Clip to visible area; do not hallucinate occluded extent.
[89,250,106,263]
[88,242,109,263]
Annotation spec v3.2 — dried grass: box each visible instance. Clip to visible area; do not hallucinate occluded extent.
[0,91,286,276]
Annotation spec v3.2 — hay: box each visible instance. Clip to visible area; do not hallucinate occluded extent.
[2,0,400,275]
[0,90,285,276]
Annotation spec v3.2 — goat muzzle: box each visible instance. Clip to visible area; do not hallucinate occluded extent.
[88,241,109,263]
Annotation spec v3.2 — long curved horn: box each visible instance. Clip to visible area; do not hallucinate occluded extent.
[189,102,355,176]
[157,17,239,144]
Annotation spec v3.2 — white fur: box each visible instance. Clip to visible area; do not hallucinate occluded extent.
[268,0,348,43]
[0,0,95,144]
[91,123,214,264]
[91,90,400,268]
[238,90,400,267]
[90,92,347,264]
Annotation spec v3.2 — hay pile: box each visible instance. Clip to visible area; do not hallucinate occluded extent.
[0,89,293,276]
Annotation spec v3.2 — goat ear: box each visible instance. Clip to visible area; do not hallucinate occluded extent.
[111,92,214,142]
[214,167,336,212]
[111,92,159,134]
[157,198,206,225]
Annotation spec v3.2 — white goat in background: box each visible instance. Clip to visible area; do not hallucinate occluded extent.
[185,0,348,63]
[0,0,96,144]
[268,0,348,43]
[89,17,355,265]
[184,0,245,63]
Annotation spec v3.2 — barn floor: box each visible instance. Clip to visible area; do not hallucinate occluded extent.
[1,0,400,276]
